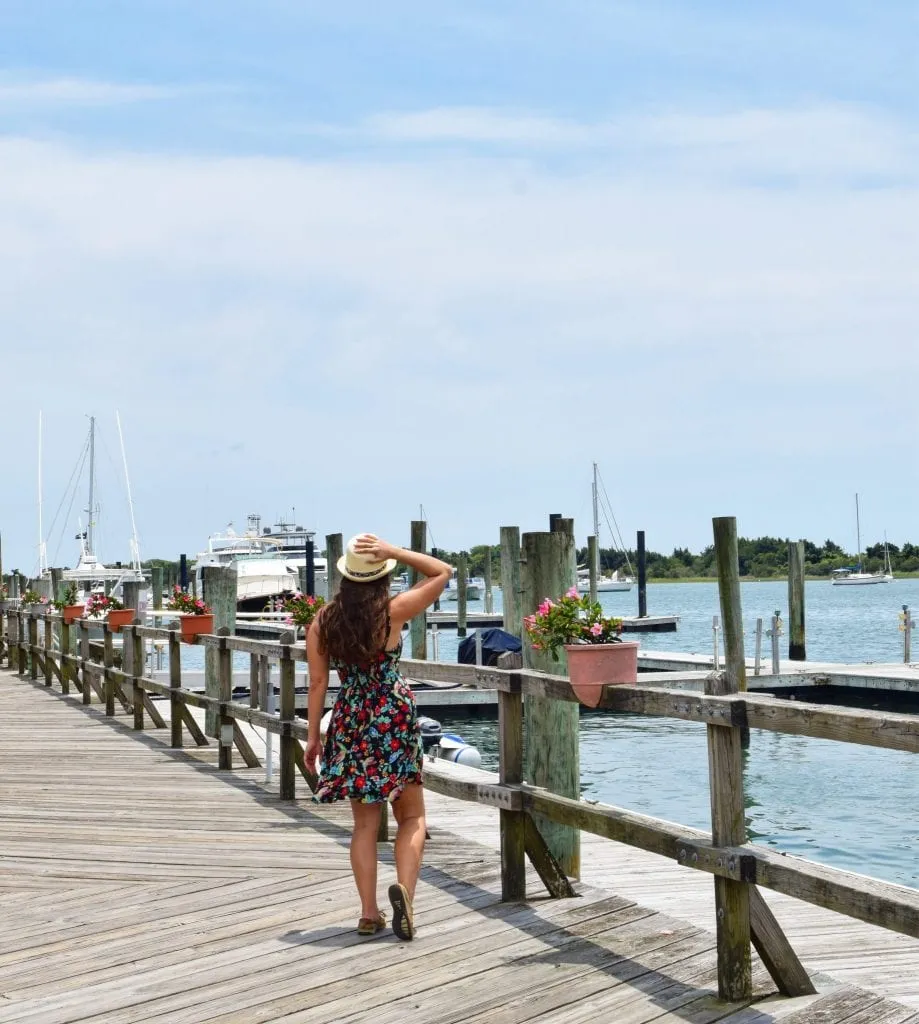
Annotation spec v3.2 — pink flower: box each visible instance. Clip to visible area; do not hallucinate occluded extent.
[589,623,603,637]
[537,599,552,616]
[566,586,579,598]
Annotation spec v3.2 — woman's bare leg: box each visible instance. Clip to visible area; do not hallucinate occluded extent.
[391,783,426,899]
[350,799,384,920]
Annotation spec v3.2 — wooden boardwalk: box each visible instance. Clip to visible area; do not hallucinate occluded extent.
[1,670,918,1024]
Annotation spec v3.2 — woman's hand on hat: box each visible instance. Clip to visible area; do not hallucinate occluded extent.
[354,534,396,561]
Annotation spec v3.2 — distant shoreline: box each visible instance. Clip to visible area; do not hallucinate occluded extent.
[643,574,919,584]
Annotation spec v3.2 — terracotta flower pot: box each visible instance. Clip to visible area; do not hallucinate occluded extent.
[563,641,639,707]
[62,604,85,625]
[107,608,134,633]
[180,613,214,644]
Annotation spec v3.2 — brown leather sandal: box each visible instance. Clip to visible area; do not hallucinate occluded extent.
[357,913,386,936]
[388,883,414,941]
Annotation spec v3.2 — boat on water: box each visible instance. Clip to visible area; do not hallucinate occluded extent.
[41,414,144,600]
[195,514,328,611]
[831,495,894,586]
[576,567,632,593]
[577,462,634,593]
[444,570,483,601]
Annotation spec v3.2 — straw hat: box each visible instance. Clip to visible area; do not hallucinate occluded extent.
[337,535,398,583]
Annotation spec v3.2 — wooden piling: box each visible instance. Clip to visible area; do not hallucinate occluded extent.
[637,530,648,618]
[499,681,526,900]
[788,540,806,661]
[202,566,237,736]
[169,630,182,748]
[521,528,580,879]
[151,567,163,610]
[410,521,427,658]
[50,567,63,602]
[217,630,232,770]
[499,527,522,641]
[325,533,343,599]
[305,540,315,597]
[710,516,752,1001]
[457,552,468,638]
[484,548,493,614]
[279,637,296,800]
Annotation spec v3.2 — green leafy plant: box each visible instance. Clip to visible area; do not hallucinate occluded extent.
[52,582,81,611]
[523,587,622,661]
[20,589,48,607]
[166,586,211,615]
[281,592,325,628]
[85,593,124,617]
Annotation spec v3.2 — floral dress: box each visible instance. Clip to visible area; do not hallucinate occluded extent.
[314,627,424,805]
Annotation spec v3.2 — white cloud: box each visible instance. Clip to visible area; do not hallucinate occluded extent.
[347,103,919,183]
[0,76,180,108]
[0,105,916,568]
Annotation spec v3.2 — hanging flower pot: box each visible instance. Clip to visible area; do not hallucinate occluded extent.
[107,608,134,633]
[180,613,214,644]
[62,605,85,625]
[563,641,639,707]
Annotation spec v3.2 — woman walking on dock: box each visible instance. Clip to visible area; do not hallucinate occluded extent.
[304,534,452,940]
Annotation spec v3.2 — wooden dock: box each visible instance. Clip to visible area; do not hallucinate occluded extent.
[2,666,919,1022]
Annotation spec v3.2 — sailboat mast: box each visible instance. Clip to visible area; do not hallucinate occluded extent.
[592,462,600,541]
[855,493,862,571]
[87,416,96,557]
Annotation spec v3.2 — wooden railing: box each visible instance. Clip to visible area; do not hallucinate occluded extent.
[3,602,919,1004]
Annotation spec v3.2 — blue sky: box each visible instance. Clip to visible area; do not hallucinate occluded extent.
[1,2,917,573]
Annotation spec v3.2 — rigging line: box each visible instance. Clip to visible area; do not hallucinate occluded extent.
[45,432,91,541]
[596,467,634,575]
[419,505,437,551]
[50,443,90,566]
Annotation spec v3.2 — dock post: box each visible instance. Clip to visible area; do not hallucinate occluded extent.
[499,527,522,641]
[499,677,526,900]
[28,612,38,682]
[325,534,343,599]
[50,567,63,602]
[410,521,427,658]
[587,535,599,604]
[151,567,163,610]
[169,630,183,748]
[179,554,188,591]
[60,619,71,694]
[754,618,763,676]
[103,625,115,716]
[522,525,580,879]
[202,566,237,737]
[279,636,296,800]
[712,616,721,671]
[457,552,468,638]
[305,540,316,597]
[788,540,806,661]
[79,620,91,703]
[771,611,781,674]
[903,605,913,664]
[637,531,647,617]
[484,548,493,614]
[711,516,752,1001]
[217,630,232,770]
[43,614,53,687]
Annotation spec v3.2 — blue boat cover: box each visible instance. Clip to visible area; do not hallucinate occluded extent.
[458,628,523,666]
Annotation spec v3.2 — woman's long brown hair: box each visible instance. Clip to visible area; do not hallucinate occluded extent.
[316,576,391,664]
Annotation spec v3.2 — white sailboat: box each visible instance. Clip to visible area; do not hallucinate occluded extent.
[577,462,634,594]
[44,415,144,596]
[831,494,892,586]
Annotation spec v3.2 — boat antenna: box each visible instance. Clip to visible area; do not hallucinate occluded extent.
[116,411,142,573]
[855,493,863,572]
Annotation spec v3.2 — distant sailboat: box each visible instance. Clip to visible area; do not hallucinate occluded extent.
[577,462,633,594]
[830,494,892,586]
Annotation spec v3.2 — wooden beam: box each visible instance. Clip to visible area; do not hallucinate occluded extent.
[523,813,576,899]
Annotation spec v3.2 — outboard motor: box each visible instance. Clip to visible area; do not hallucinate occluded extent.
[417,715,443,752]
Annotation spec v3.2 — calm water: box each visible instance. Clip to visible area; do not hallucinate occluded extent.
[434,579,919,888]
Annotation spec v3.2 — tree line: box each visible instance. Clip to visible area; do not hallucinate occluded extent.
[140,535,917,583]
[431,537,918,580]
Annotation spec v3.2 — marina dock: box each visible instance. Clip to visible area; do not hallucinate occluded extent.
[4,592,919,1022]
[3,663,919,1022]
